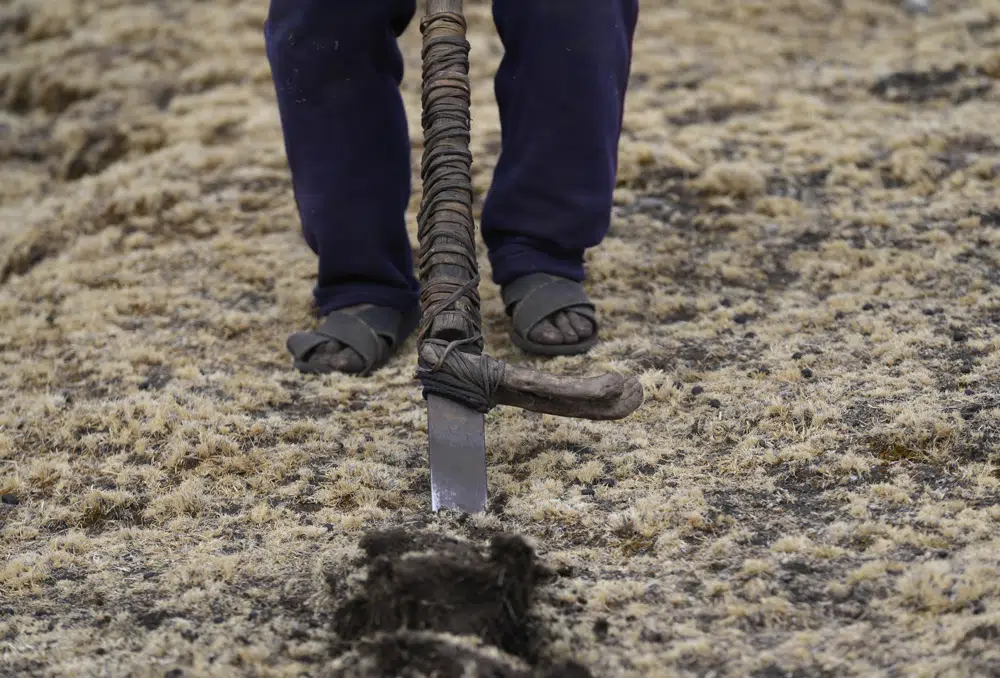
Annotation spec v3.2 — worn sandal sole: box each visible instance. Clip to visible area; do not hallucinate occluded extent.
[502,273,600,357]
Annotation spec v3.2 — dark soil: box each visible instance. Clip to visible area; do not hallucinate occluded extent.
[324,632,593,678]
[327,529,582,677]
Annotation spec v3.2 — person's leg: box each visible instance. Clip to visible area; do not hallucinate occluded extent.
[484,0,638,350]
[265,0,419,374]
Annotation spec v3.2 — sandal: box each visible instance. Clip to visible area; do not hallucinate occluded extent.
[501,273,599,357]
[285,305,420,377]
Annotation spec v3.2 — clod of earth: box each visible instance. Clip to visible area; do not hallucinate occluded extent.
[323,632,592,678]
[333,530,540,657]
[325,529,583,677]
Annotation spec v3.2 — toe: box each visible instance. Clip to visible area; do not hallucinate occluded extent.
[527,318,565,345]
[327,347,368,374]
[553,311,579,344]
[304,341,344,373]
[567,310,595,339]
[306,340,369,375]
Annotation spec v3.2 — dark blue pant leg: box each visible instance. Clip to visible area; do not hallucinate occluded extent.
[483,0,639,286]
[265,0,419,316]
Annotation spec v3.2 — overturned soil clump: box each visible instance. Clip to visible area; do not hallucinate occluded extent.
[328,529,578,675]
[324,631,591,678]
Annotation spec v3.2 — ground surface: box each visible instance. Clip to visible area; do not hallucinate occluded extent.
[2,0,999,676]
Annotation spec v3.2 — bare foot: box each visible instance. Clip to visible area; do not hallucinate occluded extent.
[525,308,595,346]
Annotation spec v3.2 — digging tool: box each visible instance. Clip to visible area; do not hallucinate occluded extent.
[416,0,643,514]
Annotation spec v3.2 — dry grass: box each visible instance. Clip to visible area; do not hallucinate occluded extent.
[2,0,1000,676]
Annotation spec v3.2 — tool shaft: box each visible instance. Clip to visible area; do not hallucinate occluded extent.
[427,0,462,13]
[418,0,480,349]
[419,0,488,514]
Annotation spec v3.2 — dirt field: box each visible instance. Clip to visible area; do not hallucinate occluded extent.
[2,0,999,676]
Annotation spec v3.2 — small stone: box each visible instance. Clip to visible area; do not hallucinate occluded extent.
[734,313,750,324]
[923,308,936,316]
[692,386,704,396]
[721,298,732,308]
[792,352,803,360]
[834,311,846,320]
[1,494,19,506]
[581,487,595,496]
[758,366,771,375]
[744,332,757,339]
[863,303,874,311]
[708,399,722,409]
[801,368,814,378]
[593,618,610,637]
[952,329,968,342]
[214,616,225,624]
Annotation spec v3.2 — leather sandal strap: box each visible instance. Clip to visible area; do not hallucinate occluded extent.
[286,306,407,374]
[502,273,596,336]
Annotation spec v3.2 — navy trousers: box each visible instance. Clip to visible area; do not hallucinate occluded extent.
[264,1,638,317]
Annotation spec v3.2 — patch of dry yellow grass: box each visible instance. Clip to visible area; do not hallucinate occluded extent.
[2,0,999,676]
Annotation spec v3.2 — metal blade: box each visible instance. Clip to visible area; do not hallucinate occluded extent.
[427,394,487,513]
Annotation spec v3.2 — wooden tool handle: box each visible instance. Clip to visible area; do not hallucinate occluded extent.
[417,0,481,352]
[418,343,645,421]
[427,0,462,13]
